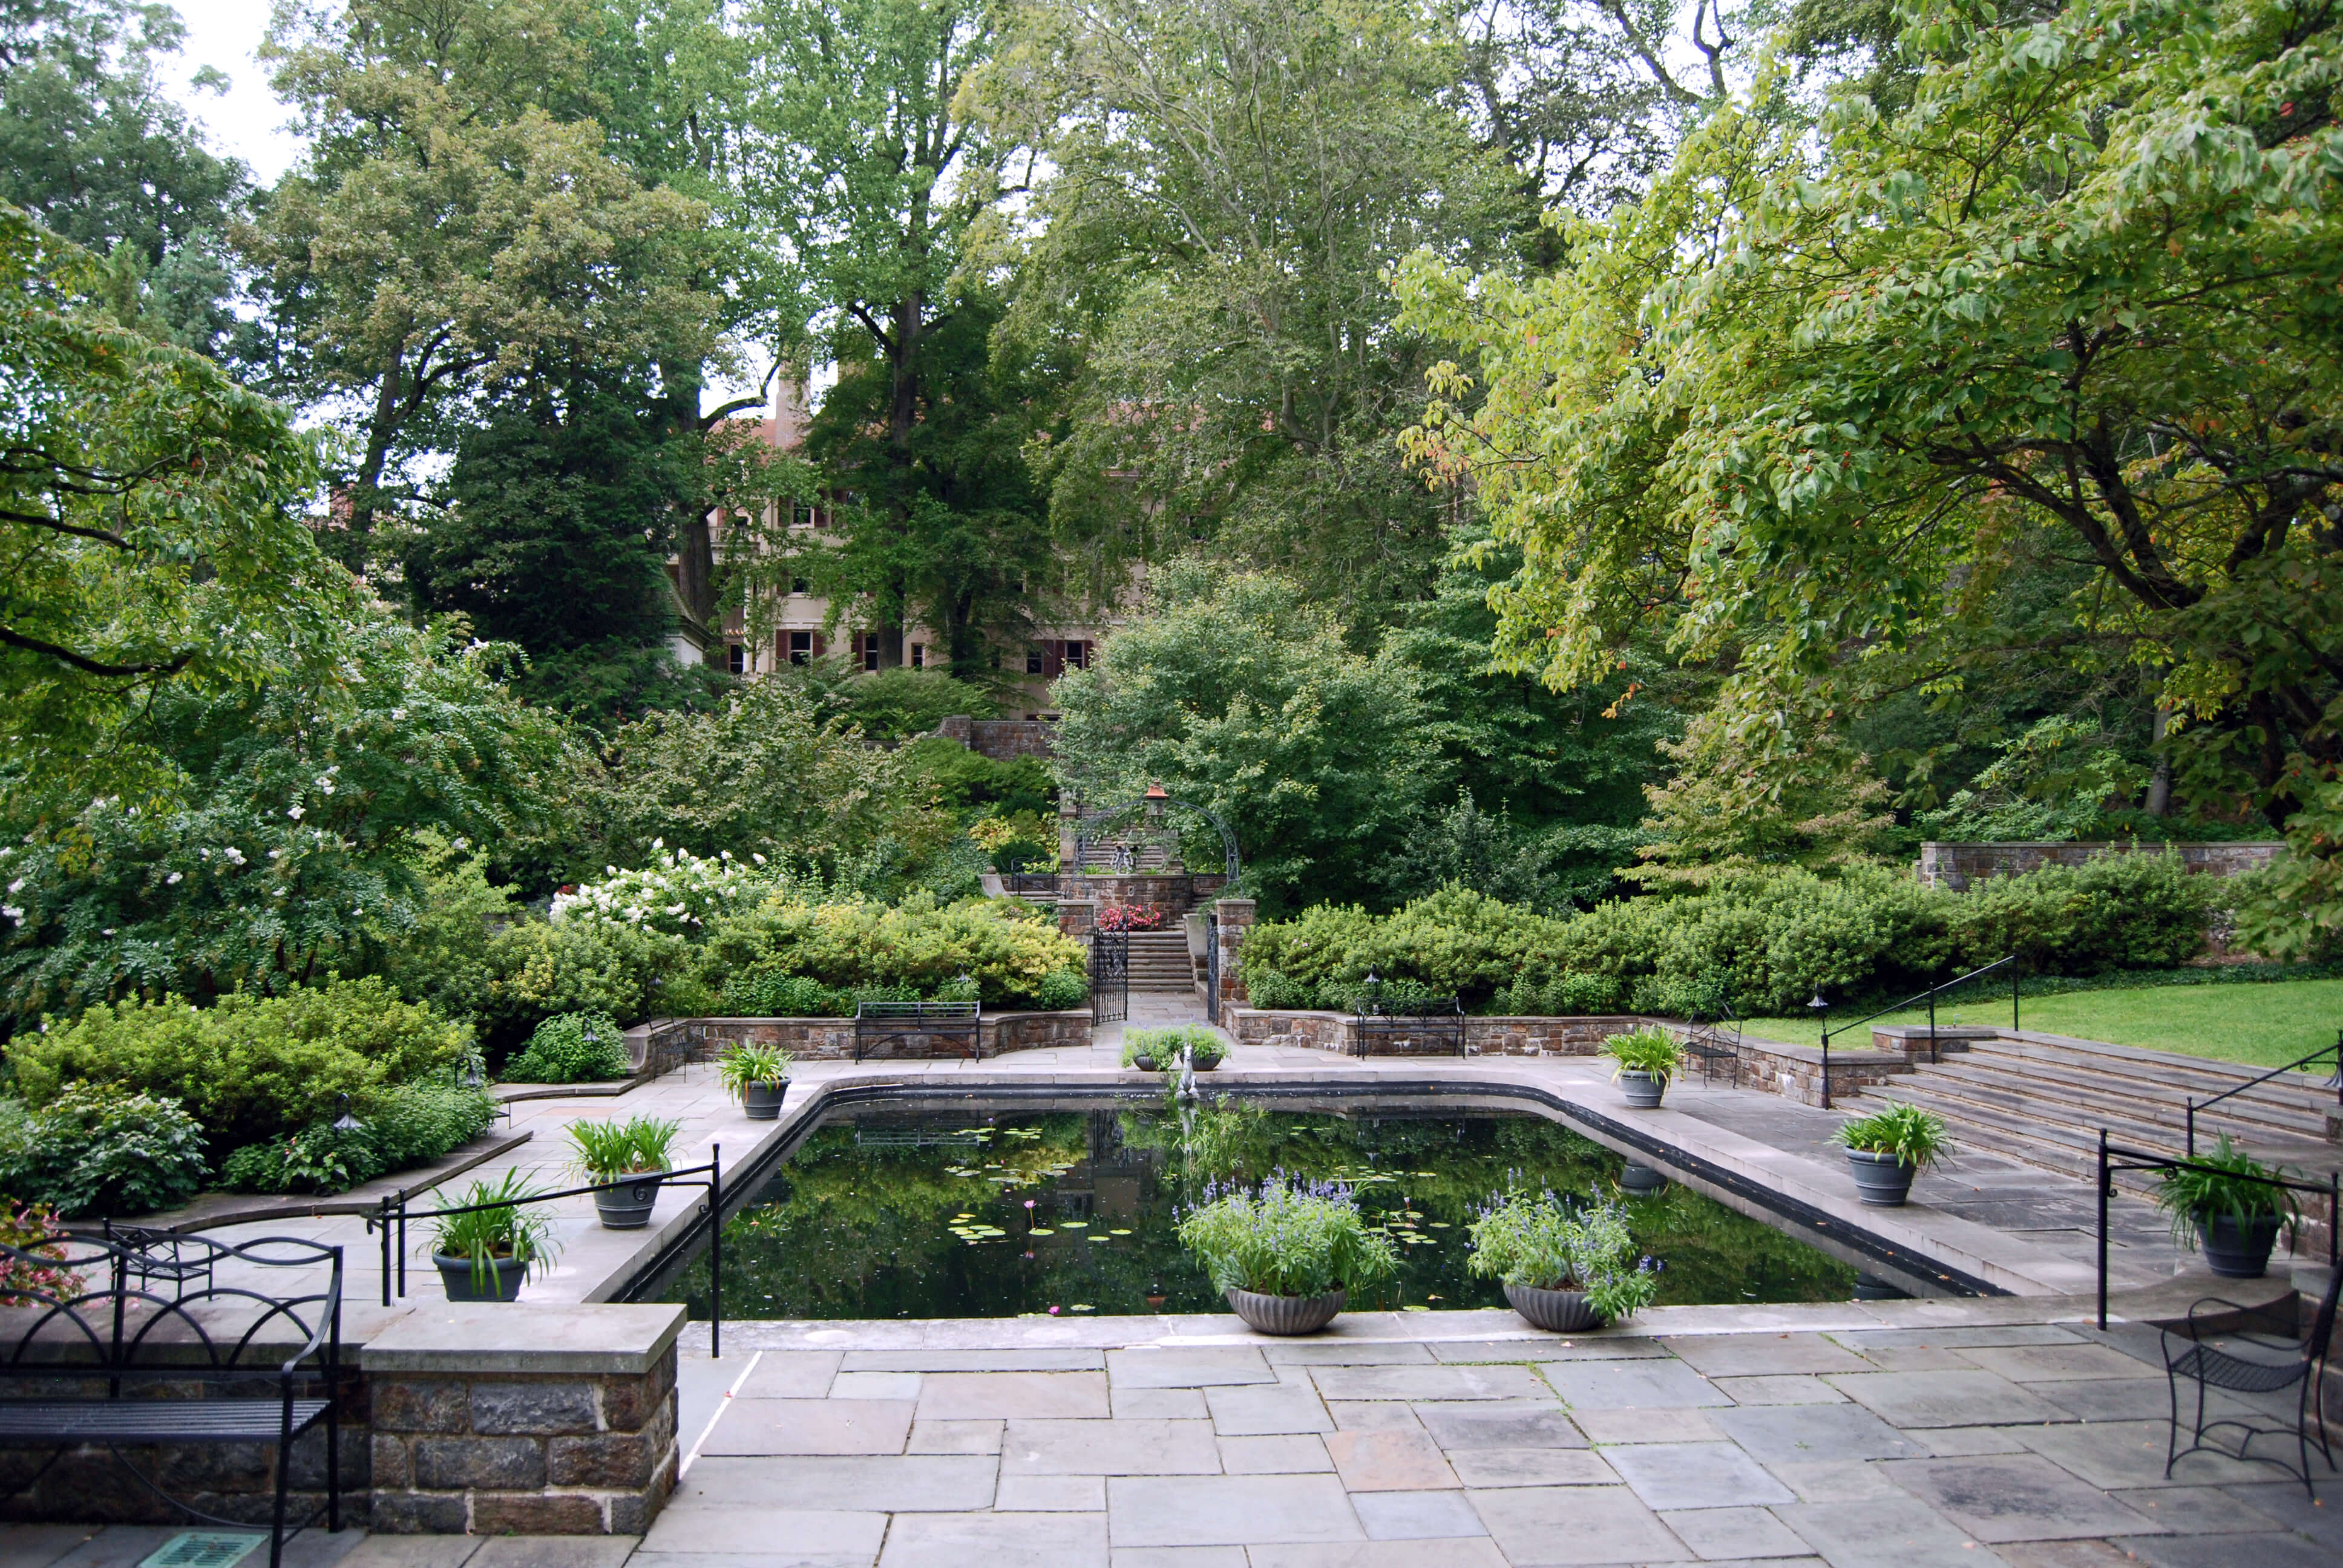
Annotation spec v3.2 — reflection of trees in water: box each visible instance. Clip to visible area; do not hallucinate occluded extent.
[673,1107,1853,1320]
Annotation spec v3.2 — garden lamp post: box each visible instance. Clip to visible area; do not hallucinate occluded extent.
[1809,990,1832,1109]
[1127,782,1240,885]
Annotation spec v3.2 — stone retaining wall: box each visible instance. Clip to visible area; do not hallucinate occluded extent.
[363,1304,682,1536]
[1916,838,2283,890]
[930,716,1055,760]
[646,1010,1089,1063]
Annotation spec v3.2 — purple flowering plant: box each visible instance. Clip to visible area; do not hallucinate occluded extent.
[1176,1171,1398,1298]
[1466,1187,1662,1322]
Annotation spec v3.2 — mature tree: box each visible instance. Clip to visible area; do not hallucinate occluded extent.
[1398,0,2343,890]
[1050,560,1441,912]
[0,0,248,353]
[741,0,1003,664]
[249,0,719,556]
[0,207,349,799]
[0,613,563,1024]
[980,0,1515,619]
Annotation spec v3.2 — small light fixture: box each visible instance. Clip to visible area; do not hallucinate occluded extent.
[330,1095,363,1134]
[1807,989,1828,1014]
[462,1059,485,1089]
[1144,782,1168,826]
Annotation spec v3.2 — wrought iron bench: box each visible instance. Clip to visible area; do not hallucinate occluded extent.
[1680,1014,1743,1088]
[1352,996,1467,1058]
[0,1231,343,1567]
[853,999,982,1063]
[2163,1261,2343,1496]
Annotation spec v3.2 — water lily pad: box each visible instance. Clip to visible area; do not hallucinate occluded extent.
[1028,1227,1054,1236]
[1109,1228,1133,1235]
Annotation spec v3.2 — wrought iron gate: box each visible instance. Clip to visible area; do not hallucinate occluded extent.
[1090,930,1129,1025]
[1205,913,1220,1024]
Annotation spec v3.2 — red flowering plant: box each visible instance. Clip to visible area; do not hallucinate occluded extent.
[0,1200,83,1305]
[1094,905,1164,932]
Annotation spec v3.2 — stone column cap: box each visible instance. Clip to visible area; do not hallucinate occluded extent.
[360,1302,687,1376]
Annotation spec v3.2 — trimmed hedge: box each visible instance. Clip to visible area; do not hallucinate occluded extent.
[1239,856,2215,1016]
[691,892,1087,1010]
[8,978,470,1153]
[503,1010,631,1083]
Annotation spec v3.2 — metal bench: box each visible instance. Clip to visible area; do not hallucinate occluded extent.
[1680,1014,1743,1088]
[0,1231,343,1568]
[1352,996,1466,1058]
[853,999,982,1063]
[2162,1262,2343,1496]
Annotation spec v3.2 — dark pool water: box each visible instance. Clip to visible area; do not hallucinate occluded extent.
[664,1099,1857,1319]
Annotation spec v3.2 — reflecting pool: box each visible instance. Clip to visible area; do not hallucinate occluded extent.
[664,1098,1857,1319]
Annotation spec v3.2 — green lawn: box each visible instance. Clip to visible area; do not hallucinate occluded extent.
[1736,978,2343,1071]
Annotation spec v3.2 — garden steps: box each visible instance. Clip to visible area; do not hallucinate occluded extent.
[1844,1032,2343,1201]
[1124,930,1198,991]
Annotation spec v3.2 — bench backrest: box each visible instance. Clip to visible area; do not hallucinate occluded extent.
[0,1232,341,1385]
[1354,997,1463,1021]
[854,1001,980,1023]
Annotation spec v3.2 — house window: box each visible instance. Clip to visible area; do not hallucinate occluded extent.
[860,633,883,671]
[1026,645,1044,675]
[1063,639,1088,669]
[727,642,747,675]
[788,631,814,665]
[790,576,808,595]
[910,643,925,669]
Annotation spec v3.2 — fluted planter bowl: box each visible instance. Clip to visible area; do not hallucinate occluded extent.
[1845,1149,1917,1207]
[592,1171,667,1230]
[1225,1287,1346,1336]
[434,1252,528,1303]
[2198,1211,2284,1278]
[741,1079,790,1120]
[1503,1281,1604,1333]
[1617,1070,1667,1109]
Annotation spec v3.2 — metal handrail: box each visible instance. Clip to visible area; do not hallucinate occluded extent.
[369,1151,726,1356]
[1815,955,2018,1111]
[2187,1030,2343,1155]
[2095,1129,2339,1330]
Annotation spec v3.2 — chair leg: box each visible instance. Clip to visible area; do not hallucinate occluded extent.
[270,1436,292,1568]
[2165,1362,2183,1477]
[327,1394,341,1532]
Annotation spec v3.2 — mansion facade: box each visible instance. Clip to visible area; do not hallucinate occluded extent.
[667,377,1115,718]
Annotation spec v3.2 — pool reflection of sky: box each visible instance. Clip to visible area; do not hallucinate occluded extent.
[669,1103,1856,1320]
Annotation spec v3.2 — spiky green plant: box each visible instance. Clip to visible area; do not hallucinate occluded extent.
[1831,1104,1951,1170]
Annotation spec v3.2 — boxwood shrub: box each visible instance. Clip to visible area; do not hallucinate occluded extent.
[1239,855,2214,1016]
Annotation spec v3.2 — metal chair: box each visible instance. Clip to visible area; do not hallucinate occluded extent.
[2163,1261,2343,1496]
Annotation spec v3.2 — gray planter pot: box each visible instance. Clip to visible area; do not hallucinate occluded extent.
[1618,1070,1666,1109]
[434,1252,528,1302]
[1132,1055,1158,1073]
[1193,1056,1222,1072]
[1619,1161,1668,1195]
[1503,1281,1604,1333]
[741,1079,790,1121]
[1225,1287,1346,1336]
[1846,1148,1918,1207]
[2199,1211,2284,1279]
[593,1171,667,1230]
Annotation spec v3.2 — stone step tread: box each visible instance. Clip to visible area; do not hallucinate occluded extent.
[1963,1035,2333,1096]
[1896,1060,2331,1135]
[1875,1085,2191,1158]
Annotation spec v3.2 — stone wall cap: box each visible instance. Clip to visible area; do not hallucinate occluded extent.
[360,1302,687,1375]
[1871,1024,2002,1040]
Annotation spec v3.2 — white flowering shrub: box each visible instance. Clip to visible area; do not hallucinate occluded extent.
[550,843,772,936]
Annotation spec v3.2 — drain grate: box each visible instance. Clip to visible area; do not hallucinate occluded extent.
[139,1533,265,1568]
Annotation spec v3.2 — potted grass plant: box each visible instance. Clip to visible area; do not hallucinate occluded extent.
[1832,1103,1950,1207]
[1121,1034,1164,1073]
[569,1114,682,1230]
[1467,1190,1662,1332]
[2152,1134,2298,1278]
[718,1042,793,1120]
[1601,1027,1681,1109]
[1178,1176,1397,1335]
[1125,1026,1226,1073]
[430,1169,560,1302]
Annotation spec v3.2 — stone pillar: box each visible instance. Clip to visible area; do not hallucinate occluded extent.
[1058,786,1079,870]
[362,1302,683,1536]
[1059,897,1096,938]
[1213,898,1256,1013]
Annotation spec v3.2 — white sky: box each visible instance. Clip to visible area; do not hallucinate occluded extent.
[170,1,303,184]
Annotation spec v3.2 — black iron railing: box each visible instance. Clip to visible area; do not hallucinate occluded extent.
[369,1152,726,1356]
[2186,1030,2343,1156]
[2095,1129,2338,1330]
[1815,955,2018,1111]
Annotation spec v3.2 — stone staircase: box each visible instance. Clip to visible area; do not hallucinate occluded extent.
[1123,930,1197,993]
[1840,1033,2342,1198]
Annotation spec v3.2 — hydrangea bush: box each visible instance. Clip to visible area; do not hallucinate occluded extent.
[551,844,773,936]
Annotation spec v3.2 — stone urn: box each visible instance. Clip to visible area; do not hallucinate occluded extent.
[1618,1161,1668,1195]
[1845,1149,1917,1207]
[434,1252,528,1303]
[1618,1071,1666,1109]
[741,1079,790,1121]
[594,1172,666,1230]
[1503,1281,1604,1333]
[1225,1287,1346,1336]
[2198,1212,2284,1278]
